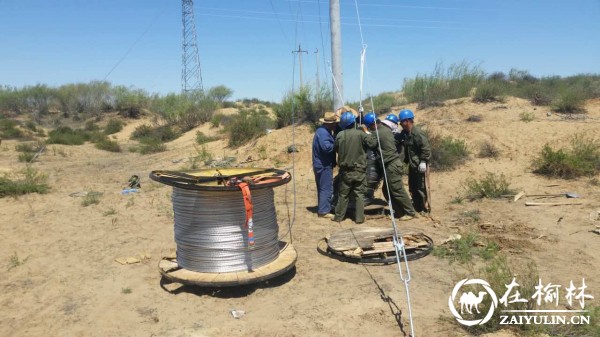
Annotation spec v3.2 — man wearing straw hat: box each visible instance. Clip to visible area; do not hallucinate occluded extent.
[312,111,339,218]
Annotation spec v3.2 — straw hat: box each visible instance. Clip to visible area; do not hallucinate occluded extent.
[319,111,340,124]
[335,105,358,118]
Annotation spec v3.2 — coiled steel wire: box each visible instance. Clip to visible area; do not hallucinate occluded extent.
[172,187,280,273]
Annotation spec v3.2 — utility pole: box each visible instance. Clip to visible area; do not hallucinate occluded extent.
[292,44,308,87]
[182,0,203,95]
[330,0,343,110]
[314,49,320,96]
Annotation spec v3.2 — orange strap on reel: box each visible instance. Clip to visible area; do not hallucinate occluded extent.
[238,182,255,249]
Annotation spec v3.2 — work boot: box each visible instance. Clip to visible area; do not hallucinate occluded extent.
[318,213,334,219]
[398,215,414,221]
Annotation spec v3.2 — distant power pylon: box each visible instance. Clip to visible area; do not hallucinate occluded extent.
[182,0,203,94]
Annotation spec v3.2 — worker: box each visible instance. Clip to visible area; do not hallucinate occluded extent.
[362,112,382,205]
[332,111,377,224]
[369,112,417,221]
[398,109,431,213]
[312,112,339,218]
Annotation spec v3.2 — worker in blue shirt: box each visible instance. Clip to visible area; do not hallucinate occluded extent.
[312,112,339,218]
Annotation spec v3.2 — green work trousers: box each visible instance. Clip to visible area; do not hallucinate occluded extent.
[334,170,367,223]
[382,159,416,217]
[408,167,428,213]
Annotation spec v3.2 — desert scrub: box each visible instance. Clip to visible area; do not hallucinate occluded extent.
[81,191,102,206]
[519,111,535,122]
[195,131,217,145]
[433,232,499,265]
[47,126,88,145]
[464,172,514,201]
[227,108,275,147]
[104,119,124,135]
[424,129,470,171]
[0,166,49,198]
[552,90,586,113]
[472,81,506,103]
[94,137,121,152]
[478,141,500,159]
[533,134,600,178]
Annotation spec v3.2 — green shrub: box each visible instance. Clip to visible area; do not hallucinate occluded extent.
[195,131,217,144]
[0,119,24,139]
[0,166,49,197]
[532,134,600,178]
[275,85,330,128]
[403,61,485,108]
[519,111,535,122]
[211,113,224,128]
[138,137,167,154]
[82,191,101,206]
[95,138,121,152]
[425,130,470,171]
[84,120,100,131]
[25,121,37,131]
[552,90,586,113]
[18,152,35,162]
[433,232,499,265]
[464,172,514,201]
[131,124,180,142]
[227,109,275,147]
[472,81,506,103]
[104,119,124,135]
[47,126,88,145]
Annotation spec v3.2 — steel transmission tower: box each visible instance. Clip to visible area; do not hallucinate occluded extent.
[181,0,203,94]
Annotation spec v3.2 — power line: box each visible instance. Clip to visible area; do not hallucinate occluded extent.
[269,0,291,43]
[285,0,478,11]
[103,6,165,81]
[195,13,464,30]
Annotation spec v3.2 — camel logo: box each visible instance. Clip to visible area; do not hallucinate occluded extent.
[449,279,498,326]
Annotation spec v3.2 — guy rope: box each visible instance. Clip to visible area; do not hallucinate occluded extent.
[353,1,418,335]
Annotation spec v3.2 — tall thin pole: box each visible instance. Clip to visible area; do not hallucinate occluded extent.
[292,44,308,87]
[330,0,343,110]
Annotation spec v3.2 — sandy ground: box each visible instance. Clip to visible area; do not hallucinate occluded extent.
[1,98,599,337]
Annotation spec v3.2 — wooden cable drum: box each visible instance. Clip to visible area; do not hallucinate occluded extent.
[151,167,297,286]
[317,227,433,264]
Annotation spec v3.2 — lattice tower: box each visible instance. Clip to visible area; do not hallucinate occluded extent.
[182,0,203,94]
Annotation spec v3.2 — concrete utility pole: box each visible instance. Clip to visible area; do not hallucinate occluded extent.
[292,44,308,87]
[314,49,320,96]
[330,0,343,110]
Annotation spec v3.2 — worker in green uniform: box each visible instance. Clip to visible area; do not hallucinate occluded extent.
[398,109,431,213]
[368,112,417,221]
[332,111,377,224]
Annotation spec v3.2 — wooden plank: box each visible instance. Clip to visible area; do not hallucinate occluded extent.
[328,227,395,251]
[525,201,582,206]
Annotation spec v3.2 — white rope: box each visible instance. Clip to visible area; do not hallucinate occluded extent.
[328,61,345,108]
[353,1,417,336]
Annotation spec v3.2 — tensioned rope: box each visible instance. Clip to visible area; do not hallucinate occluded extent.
[353,1,417,336]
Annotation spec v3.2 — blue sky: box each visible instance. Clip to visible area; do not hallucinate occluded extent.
[1,0,599,102]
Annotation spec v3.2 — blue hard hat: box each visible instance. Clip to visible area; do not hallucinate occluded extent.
[399,109,415,121]
[363,112,377,126]
[340,111,356,129]
[385,114,399,124]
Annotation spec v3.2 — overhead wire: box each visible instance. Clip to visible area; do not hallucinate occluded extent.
[353,0,417,335]
[102,4,167,81]
[269,0,292,43]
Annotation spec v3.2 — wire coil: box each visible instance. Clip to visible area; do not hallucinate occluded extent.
[172,187,280,273]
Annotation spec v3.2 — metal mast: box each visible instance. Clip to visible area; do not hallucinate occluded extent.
[330,0,343,110]
[182,0,203,94]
